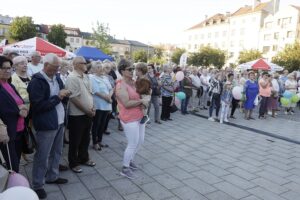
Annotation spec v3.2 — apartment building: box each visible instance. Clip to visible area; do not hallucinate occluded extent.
[184,0,300,64]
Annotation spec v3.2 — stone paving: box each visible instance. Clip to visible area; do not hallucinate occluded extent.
[19,107,300,200]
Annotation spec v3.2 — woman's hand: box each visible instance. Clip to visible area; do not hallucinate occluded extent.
[18,104,28,118]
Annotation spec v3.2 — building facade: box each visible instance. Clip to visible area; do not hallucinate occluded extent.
[0,15,13,40]
[184,0,300,65]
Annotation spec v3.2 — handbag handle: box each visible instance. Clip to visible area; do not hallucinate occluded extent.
[5,143,13,172]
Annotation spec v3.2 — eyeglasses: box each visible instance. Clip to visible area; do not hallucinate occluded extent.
[0,67,12,71]
[125,68,134,72]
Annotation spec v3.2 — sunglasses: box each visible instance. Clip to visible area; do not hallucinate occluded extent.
[125,68,134,72]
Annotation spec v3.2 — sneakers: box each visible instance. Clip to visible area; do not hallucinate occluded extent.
[120,167,135,179]
[34,188,47,199]
[224,118,229,123]
[140,115,150,124]
[129,162,138,170]
[208,117,215,122]
[220,120,223,124]
[46,177,68,184]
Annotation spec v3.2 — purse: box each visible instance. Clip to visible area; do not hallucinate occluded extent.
[22,126,36,154]
[0,151,9,192]
[170,95,178,113]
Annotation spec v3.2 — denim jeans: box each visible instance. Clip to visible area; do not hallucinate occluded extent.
[32,124,64,190]
[209,94,221,117]
[147,95,160,121]
[120,120,145,167]
[181,96,190,114]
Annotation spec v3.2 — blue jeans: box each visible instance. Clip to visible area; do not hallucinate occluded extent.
[209,94,221,117]
[32,124,64,189]
[181,96,190,114]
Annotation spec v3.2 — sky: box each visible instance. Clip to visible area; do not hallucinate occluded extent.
[1,0,299,45]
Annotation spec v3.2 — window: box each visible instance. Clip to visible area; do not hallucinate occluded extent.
[201,34,204,39]
[287,31,294,38]
[231,29,235,36]
[76,38,79,43]
[188,44,191,49]
[282,17,292,28]
[214,43,218,48]
[265,22,272,28]
[194,44,198,49]
[215,32,219,38]
[222,42,225,48]
[263,46,270,53]
[0,28,4,36]
[240,28,245,36]
[189,35,192,41]
[229,52,234,58]
[239,40,244,48]
[208,33,211,38]
[252,17,256,22]
[264,34,271,41]
[70,37,74,43]
[230,41,234,47]
[277,19,281,26]
[272,45,278,51]
[274,32,279,40]
[223,31,227,37]
[242,19,246,24]
[194,35,198,40]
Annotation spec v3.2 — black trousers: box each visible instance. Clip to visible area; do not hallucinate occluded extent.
[259,96,269,117]
[0,131,23,172]
[68,115,92,168]
[161,96,173,120]
[91,110,110,145]
[230,98,240,116]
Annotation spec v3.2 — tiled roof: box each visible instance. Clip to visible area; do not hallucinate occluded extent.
[231,2,268,17]
[291,5,300,11]
[187,14,227,30]
[109,38,152,48]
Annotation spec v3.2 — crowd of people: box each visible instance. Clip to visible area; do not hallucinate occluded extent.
[0,50,299,199]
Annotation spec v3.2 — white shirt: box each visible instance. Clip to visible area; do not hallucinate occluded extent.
[27,63,43,77]
[200,75,209,89]
[189,74,201,88]
[271,79,280,92]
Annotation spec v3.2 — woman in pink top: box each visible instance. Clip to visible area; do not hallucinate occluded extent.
[0,56,28,172]
[258,72,272,119]
[115,59,146,179]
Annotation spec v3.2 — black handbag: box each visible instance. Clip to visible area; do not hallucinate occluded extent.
[170,104,178,113]
[22,126,36,154]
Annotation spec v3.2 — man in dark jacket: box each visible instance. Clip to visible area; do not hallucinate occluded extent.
[27,53,71,199]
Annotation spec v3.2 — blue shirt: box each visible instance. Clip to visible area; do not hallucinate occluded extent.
[90,75,112,111]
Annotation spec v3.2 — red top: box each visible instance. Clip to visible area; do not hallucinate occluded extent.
[116,80,143,123]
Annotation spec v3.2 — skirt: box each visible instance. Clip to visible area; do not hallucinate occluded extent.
[268,96,278,110]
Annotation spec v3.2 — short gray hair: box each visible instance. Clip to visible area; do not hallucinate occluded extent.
[30,51,41,58]
[13,56,28,66]
[91,61,103,71]
[163,64,171,72]
[43,53,60,65]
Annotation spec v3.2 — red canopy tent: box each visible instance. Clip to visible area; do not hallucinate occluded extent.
[0,37,66,57]
[237,58,284,71]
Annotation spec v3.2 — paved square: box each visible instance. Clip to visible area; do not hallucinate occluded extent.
[20,108,300,200]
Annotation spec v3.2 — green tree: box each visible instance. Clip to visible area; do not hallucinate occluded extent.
[238,49,262,64]
[9,16,36,41]
[92,21,112,54]
[153,46,164,59]
[133,50,147,62]
[171,48,185,64]
[187,46,225,69]
[47,24,67,48]
[272,42,300,71]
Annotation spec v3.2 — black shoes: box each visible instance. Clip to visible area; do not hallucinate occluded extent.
[46,177,68,184]
[59,164,68,171]
[35,188,47,199]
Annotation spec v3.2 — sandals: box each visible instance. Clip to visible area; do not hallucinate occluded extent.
[82,160,96,167]
[71,166,83,173]
[99,143,109,148]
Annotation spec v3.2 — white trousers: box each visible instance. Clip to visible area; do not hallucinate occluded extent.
[220,101,230,122]
[121,120,145,167]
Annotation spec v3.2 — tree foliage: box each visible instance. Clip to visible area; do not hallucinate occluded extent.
[92,21,112,54]
[272,42,300,72]
[238,49,262,64]
[47,24,67,48]
[171,48,185,64]
[188,46,225,69]
[133,50,147,62]
[153,46,164,59]
[9,16,36,41]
